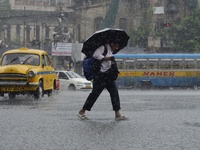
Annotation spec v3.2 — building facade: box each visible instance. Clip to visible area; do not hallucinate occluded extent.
[0,0,73,51]
[1,0,200,50]
[0,0,200,71]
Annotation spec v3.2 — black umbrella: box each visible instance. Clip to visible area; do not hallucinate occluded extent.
[81,28,130,56]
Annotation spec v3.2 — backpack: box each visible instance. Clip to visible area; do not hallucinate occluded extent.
[82,45,108,81]
[98,58,119,82]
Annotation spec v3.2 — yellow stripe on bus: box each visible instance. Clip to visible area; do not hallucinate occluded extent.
[119,71,200,77]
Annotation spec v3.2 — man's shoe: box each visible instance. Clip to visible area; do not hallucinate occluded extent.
[115,116,128,121]
[77,114,89,120]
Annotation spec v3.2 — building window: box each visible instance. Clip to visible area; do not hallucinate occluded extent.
[119,18,128,30]
[26,25,30,42]
[45,26,49,39]
[94,17,103,31]
[65,0,71,5]
[77,24,81,42]
[22,0,28,5]
[15,0,21,5]
[91,0,98,5]
[50,0,56,6]
[43,0,49,6]
[36,0,42,6]
[54,26,60,32]
[29,0,35,5]
[7,25,11,42]
[16,25,21,43]
[63,27,68,33]
[36,25,40,41]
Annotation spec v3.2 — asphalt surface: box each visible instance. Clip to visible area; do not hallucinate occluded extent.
[0,89,200,150]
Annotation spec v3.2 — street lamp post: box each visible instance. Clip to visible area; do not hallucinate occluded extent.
[3,24,7,40]
[23,6,26,47]
[41,23,45,50]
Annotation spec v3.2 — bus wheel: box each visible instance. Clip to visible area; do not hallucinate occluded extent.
[139,81,152,90]
[9,93,16,100]
[0,92,4,97]
[194,85,198,90]
[131,82,137,89]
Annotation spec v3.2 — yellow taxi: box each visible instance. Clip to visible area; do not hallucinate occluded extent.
[0,47,57,99]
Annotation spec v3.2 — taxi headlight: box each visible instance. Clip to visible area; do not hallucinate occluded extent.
[77,81,83,85]
[28,71,35,78]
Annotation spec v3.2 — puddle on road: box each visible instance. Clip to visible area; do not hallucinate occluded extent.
[183,122,200,128]
[0,94,54,110]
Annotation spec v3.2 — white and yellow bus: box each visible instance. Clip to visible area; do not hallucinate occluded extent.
[114,53,200,89]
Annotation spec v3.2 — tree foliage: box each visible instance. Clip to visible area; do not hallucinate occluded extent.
[129,9,153,48]
[183,0,198,11]
[0,1,11,32]
[167,8,200,53]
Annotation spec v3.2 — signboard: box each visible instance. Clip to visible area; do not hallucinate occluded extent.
[52,42,72,56]
[148,37,161,48]
[153,7,164,14]
[71,43,85,62]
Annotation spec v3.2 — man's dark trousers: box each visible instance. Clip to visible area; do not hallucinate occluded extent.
[83,74,121,111]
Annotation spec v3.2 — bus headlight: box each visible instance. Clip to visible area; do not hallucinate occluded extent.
[28,70,35,78]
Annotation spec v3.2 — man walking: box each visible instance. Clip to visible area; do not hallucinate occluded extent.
[77,41,128,121]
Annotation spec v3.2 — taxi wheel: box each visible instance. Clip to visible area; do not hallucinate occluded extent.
[47,90,52,97]
[34,80,44,100]
[68,84,76,90]
[9,93,16,100]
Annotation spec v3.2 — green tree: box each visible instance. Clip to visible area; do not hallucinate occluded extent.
[167,8,200,53]
[0,1,11,36]
[129,9,153,48]
[183,0,198,11]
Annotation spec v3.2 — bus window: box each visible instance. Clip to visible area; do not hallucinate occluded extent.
[185,59,196,69]
[148,59,159,69]
[116,59,123,69]
[172,59,184,69]
[125,59,135,69]
[196,59,200,69]
[159,59,171,69]
[136,59,148,69]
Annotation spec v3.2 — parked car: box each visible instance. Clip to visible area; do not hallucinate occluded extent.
[0,47,57,99]
[56,70,93,90]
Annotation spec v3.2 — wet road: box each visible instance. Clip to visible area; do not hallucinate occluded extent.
[0,89,200,150]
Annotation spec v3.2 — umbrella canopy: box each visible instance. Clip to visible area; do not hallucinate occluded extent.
[81,28,130,56]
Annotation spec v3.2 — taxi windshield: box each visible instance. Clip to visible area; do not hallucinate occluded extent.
[1,53,40,66]
[66,71,82,78]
